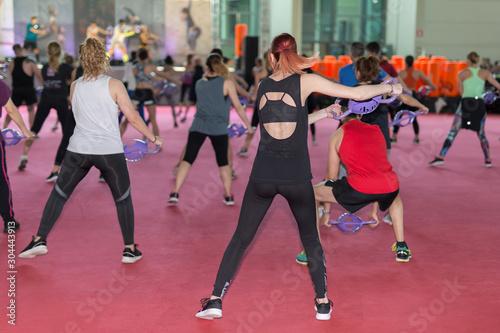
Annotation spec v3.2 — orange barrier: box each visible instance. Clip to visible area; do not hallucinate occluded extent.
[331,60,342,80]
[417,56,429,61]
[234,24,248,57]
[316,61,334,78]
[391,55,405,72]
[415,58,429,75]
[311,61,319,71]
[338,55,352,67]
[457,61,468,72]
[440,61,460,97]
[427,62,442,97]
[324,55,336,62]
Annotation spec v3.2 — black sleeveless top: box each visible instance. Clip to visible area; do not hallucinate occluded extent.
[250,74,311,184]
[12,57,34,88]
[356,82,391,149]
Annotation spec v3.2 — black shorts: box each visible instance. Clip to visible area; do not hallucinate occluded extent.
[460,98,485,132]
[131,88,155,106]
[183,131,228,167]
[23,40,38,51]
[326,178,398,213]
[11,87,37,106]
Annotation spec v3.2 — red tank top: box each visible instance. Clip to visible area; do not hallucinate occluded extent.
[339,120,399,194]
[403,67,418,90]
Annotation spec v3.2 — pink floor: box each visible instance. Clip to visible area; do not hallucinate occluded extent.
[2,106,500,333]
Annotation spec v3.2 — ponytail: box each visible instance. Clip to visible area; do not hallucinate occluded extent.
[47,41,61,73]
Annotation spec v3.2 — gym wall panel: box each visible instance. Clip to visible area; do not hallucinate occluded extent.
[416,0,500,60]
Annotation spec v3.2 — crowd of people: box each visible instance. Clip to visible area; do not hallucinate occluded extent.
[0,9,498,323]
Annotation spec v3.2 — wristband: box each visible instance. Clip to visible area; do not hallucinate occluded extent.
[389,84,393,94]
[152,136,157,143]
[323,211,330,214]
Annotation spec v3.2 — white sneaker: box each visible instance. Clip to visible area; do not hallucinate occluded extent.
[382,213,393,226]
[18,155,28,171]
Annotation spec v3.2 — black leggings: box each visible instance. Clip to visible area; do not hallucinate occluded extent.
[31,96,71,165]
[183,131,228,167]
[391,103,419,135]
[37,151,135,245]
[212,180,327,299]
[0,142,15,223]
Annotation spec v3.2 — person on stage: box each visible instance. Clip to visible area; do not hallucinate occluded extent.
[23,16,47,62]
[86,21,110,42]
[108,19,132,62]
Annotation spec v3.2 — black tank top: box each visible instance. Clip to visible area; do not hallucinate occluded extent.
[250,74,311,184]
[12,57,34,88]
[356,82,391,149]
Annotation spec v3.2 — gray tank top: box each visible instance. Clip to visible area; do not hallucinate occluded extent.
[135,63,153,83]
[189,76,231,135]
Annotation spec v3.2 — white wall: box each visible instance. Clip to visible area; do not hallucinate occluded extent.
[269,0,303,53]
[0,0,14,58]
[416,0,500,61]
[385,0,417,57]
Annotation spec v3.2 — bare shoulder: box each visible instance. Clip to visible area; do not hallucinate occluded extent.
[478,68,492,79]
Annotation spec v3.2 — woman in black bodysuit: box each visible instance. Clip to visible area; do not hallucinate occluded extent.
[195,33,402,321]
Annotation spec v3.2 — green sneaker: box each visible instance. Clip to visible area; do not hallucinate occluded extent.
[392,242,412,262]
[296,250,308,265]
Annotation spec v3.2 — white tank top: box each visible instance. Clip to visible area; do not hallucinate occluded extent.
[67,75,123,155]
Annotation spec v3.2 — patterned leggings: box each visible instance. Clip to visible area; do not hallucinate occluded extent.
[439,106,489,160]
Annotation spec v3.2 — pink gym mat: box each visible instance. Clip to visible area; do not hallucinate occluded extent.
[1,106,499,332]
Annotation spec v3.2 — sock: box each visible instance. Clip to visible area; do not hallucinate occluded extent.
[397,241,407,248]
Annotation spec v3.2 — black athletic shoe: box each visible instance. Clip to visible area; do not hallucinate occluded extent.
[122,244,142,263]
[19,236,48,259]
[195,298,222,320]
[392,242,412,262]
[3,221,20,233]
[167,192,179,204]
[46,172,59,182]
[222,195,234,206]
[315,299,333,320]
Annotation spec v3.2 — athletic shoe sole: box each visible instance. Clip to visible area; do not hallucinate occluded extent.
[295,258,308,265]
[46,175,58,183]
[122,255,142,264]
[167,198,179,204]
[314,306,332,320]
[396,257,410,263]
[222,200,235,206]
[429,161,444,166]
[19,246,48,259]
[196,308,222,320]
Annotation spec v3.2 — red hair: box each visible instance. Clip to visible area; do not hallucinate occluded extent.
[269,33,317,75]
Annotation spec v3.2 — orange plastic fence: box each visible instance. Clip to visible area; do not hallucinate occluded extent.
[234,24,248,57]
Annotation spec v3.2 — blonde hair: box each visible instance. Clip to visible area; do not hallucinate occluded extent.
[47,41,61,73]
[467,52,480,65]
[80,37,110,81]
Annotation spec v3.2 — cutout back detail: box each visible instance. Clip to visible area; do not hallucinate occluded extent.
[259,92,297,140]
